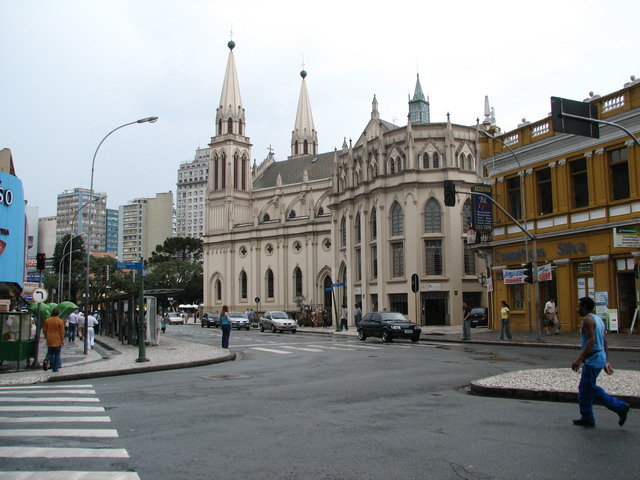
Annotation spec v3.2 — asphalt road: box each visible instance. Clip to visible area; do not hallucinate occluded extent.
[2,326,638,479]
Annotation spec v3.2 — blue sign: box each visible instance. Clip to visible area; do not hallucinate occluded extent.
[332,282,345,287]
[0,172,25,287]
[27,273,45,282]
[116,261,143,270]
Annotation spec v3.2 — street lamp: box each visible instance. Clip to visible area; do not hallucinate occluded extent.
[83,116,158,355]
[478,127,541,342]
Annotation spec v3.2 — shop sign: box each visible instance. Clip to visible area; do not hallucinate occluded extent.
[0,172,25,287]
[472,184,493,232]
[503,264,551,284]
[537,263,553,282]
[612,227,640,248]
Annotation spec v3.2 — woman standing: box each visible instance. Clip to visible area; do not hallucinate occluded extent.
[220,305,231,348]
[500,301,513,341]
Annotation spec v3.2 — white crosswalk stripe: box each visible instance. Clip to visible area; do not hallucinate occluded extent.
[250,347,292,354]
[0,384,139,479]
[282,346,325,352]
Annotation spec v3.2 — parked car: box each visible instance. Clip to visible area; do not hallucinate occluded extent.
[166,313,184,325]
[201,312,221,328]
[469,307,489,328]
[357,311,421,343]
[259,311,297,333]
[230,312,250,330]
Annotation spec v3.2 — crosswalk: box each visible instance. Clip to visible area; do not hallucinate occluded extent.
[0,384,139,480]
[243,341,427,355]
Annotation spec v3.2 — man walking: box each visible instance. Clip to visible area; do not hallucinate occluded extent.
[42,307,65,372]
[544,297,560,335]
[461,302,471,341]
[571,296,629,428]
[67,309,78,342]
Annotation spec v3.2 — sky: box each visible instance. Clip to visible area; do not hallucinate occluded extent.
[1,0,638,217]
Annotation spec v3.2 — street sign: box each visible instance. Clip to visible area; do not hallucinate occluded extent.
[332,282,345,287]
[411,274,419,293]
[33,287,48,303]
[550,96,599,138]
[116,261,143,270]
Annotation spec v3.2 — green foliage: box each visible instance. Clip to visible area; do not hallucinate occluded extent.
[149,237,203,265]
[144,259,203,305]
[293,295,306,311]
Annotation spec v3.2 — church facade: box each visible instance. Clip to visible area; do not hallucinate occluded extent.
[202,41,485,326]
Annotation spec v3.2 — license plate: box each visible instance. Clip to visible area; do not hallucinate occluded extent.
[404,329,413,334]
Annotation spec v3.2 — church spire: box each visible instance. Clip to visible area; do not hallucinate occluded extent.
[291,68,318,157]
[216,40,246,137]
[408,73,430,124]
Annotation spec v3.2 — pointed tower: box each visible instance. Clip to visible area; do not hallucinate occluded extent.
[207,40,253,233]
[408,74,430,124]
[291,69,318,157]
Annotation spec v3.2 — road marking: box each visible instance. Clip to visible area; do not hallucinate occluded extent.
[250,347,292,354]
[0,447,129,458]
[0,397,99,403]
[0,406,105,413]
[0,416,111,423]
[0,390,96,395]
[350,344,382,349]
[306,345,356,351]
[0,472,141,480]
[281,346,324,352]
[0,429,118,438]
[0,385,94,390]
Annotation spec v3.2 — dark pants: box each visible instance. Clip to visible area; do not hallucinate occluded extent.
[578,364,628,424]
[500,319,512,340]
[221,324,231,348]
[68,323,77,342]
[46,346,62,372]
[340,318,348,330]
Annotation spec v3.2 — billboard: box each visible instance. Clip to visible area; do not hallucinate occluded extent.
[0,172,26,287]
[471,184,493,232]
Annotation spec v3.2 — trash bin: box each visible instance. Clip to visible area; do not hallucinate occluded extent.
[0,312,35,368]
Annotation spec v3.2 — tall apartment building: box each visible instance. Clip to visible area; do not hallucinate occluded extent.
[56,188,107,254]
[176,149,209,238]
[105,208,119,254]
[118,192,174,262]
[37,216,57,261]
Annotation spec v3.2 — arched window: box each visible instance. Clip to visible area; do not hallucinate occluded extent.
[227,118,233,134]
[423,153,430,169]
[242,154,247,190]
[266,269,274,298]
[262,212,270,222]
[467,155,473,171]
[371,208,377,240]
[213,155,219,190]
[397,157,402,172]
[288,209,296,219]
[462,198,473,231]
[217,119,222,136]
[391,202,404,236]
[389,158,396,174]
[433,152,440,168]
[459,154,465,169]
[424,198,442,233]
[340,216,347,247]
[354,212,361,245]
[295,142,299,155]
[317,206,324,216]
[234,153,239,189]
[221,152,226,188]
[294,267,302,297]
[215,279,222,301]
[303,140,309,154]
[239,271,247,299]
[239,120,243,136]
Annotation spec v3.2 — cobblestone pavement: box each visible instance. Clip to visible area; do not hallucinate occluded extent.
[1,325,638,408]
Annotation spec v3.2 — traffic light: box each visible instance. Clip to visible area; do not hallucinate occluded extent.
[522,262,534,283]
[444,180,456,207]
[36,253,46,270]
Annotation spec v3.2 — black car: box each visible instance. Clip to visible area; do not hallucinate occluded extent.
[469,307,488,328]
[357,311,421,343]
[201,312,221,328]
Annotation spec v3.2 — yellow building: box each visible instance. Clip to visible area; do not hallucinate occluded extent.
[477,78,640,333]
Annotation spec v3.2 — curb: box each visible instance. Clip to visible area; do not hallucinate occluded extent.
[47,351,236,383]
[469,381,640,408]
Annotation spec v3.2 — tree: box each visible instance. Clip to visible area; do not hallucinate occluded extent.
[149,237,203,265]
[144,259,203,305]
[45,234,86,303]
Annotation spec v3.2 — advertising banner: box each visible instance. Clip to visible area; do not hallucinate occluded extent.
[471,184,493,232]
[503,264,552,284]
[0,172,25,287]
[613,226,640,248]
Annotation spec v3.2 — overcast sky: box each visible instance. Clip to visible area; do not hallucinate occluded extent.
[2,0,637,217]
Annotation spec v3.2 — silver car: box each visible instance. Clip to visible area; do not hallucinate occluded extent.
[230,312,250,330]
[259,311,297,333]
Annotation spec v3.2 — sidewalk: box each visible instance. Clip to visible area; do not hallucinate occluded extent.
[1,325,638,407]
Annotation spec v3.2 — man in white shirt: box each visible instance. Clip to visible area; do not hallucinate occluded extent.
[544,297,560,335]
[67,309,78,342]
[86,312,99,349]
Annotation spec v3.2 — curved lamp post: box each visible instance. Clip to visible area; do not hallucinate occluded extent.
[83,116,158,354]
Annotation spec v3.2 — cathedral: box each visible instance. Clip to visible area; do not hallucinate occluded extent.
[202,41,485,326]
